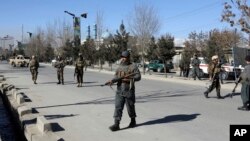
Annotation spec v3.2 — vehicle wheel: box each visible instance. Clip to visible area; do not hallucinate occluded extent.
[157,68,161,72]
[221,72,228,80]
[12,62,16,67]
[199,69,204,78]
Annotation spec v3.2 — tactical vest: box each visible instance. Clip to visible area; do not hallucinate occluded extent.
[76,60,84,68]
[117,64,133,78]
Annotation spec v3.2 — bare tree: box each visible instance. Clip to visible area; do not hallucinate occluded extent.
[222,0,250,33]
[128,2,161,74]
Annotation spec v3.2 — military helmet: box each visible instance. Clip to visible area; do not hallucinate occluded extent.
[121,51,130,58]
[212,55,218,60]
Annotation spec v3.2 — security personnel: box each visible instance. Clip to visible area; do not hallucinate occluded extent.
[29,55,39,84]
[108,51,141,131]
[237,55,250,111]
[55,56,65,85]
[191,54,201,80]
[75,53,86,87]
[204,55,223,99]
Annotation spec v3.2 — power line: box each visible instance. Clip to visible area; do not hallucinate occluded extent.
[164,1,222,21]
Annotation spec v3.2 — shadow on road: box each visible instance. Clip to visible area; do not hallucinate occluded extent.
[44,114,79,120]
[137,113,201,127]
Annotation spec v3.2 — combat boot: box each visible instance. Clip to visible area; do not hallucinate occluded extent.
[57,81,61,84]
[217,91,223,99]
[109,120,120,131]
[203,91,209,98]
[128,118,136,128]
[238,103,249,111]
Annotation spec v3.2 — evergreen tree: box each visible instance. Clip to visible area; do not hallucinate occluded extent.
[157,34,176,73]
[113,21,129,53]
[146,37,158,61]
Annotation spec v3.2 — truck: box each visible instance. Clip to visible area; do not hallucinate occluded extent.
[146,60,174,73]
[9,55,29,67]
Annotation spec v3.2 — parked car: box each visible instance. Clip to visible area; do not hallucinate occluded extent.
[221,63,243,80]
[9,55,29,67]
[51,58,57,67]
[146,60,173,73]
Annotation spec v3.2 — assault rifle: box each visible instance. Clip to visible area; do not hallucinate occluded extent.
[74,68,78,79]
[101,72,139,87]
[230,77,241,98]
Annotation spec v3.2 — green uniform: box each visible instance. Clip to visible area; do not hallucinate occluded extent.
[55,59,65,84]
[204,62,222,98]
[113,62,141,121]
[191,57,201,80]
[29,58,39,84]
[75,57,86,87]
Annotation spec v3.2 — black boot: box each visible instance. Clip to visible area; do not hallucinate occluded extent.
[109,120,120,131]
[128,118,136,128]
[217,91,223,99]
[238,103,249,111]
[204,91,209,98]
[57,81,61,84]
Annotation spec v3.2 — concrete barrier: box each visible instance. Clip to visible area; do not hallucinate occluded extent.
[16,94,25,105]
[17,106,32,117]
[36,116,51,134]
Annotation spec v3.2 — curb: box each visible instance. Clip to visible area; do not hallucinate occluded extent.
[0,75,64,141]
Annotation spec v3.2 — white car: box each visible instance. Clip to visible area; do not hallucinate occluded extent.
[51,59,57,67]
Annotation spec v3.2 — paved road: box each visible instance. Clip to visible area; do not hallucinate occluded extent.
[0,61,249,141]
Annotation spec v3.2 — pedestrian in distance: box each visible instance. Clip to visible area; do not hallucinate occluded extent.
[29,55,39,84]
[54,55,65,85]
[75,53,86,87]
[108,50,141,132]
[191,54,201,80]
[237,55,250,111]
[204,55,223,99]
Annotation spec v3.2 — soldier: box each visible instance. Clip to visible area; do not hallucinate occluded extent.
[204,55,223,99]
[237,55,250,111]
[108,51,141,131]
[55,55,65,85]
[191,54,201,80]
[29,55,39,84]
[75,53,86,87]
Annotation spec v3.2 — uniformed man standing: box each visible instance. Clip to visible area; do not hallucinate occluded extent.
[55,56,65,85]
[29,55,39,84]
[75,53,86,87]
[237,55,250,111]
[191,54,201,80]
[108,51,141,132]
[204,55,223,99]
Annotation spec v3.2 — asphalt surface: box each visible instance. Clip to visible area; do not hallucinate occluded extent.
[0,61,249,141]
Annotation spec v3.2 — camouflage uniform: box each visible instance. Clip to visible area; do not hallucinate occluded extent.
[204,56,222,99]
[55,57,65,85]
[75,54,86,87]
[109,51,141,131]
[29,56,39,84]
[191,56,201,80]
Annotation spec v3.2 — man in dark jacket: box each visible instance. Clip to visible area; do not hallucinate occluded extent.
[237,55,250,111]
[108,51,141,131]
[191,54,201,80]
